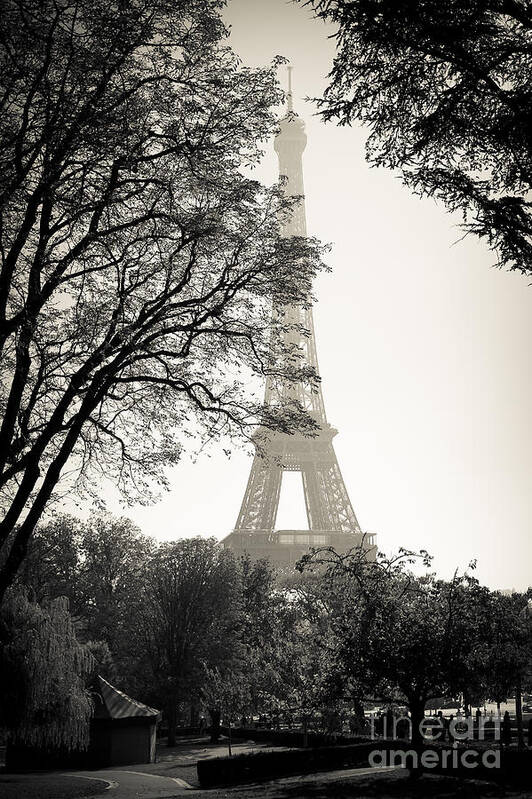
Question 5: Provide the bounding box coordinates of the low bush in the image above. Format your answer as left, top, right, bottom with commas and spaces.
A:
496, 749, 532, 787
198, 738, 532, 789
157, 726, 201, 739
371, 742, 532, 787
196, 741, 377, 787
226, 726, 366, 748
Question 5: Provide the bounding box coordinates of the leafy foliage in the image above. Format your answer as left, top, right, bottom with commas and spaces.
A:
0, 590, 93, 750
0, 0, 324, 597
298, 545, 531, 742
13, 510, 530, 748
137, 537, 243, 743
483, 591, 532, 703
16, 513, 83, 610
305, 0, 532, 273
76, 514, 153, 660
18, 512, 152, 680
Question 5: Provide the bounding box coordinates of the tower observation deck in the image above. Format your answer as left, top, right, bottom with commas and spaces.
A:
222, 69, 375, 565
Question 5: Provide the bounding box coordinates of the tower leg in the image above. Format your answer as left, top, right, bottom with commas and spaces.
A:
234, 455, 283, 533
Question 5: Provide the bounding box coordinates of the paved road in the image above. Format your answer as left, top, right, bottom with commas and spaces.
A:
70, 764, 403, 797
68, 768, 193, 798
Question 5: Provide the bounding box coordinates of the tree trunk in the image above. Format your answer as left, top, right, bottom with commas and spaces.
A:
167, 699, 178, 747
190, 702, 199, 728
302, 717, 309, 748
515, 679, 525, 750
0, 385, 106, 603
409, 697, 425, 747
353, 699, 365, 723
209, 707, 221, 743
463, 688, 470, 718
407, 697, 425, 781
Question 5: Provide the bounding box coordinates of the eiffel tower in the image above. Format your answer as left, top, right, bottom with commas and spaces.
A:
222, 70, 375, 565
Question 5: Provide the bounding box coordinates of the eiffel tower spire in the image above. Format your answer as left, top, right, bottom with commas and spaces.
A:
286, 64, 294, 113
222, 69, 375, 564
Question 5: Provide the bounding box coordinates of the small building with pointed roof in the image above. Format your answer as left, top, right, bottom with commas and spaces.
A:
5, 676, 161, 771
88, 675, 161, 767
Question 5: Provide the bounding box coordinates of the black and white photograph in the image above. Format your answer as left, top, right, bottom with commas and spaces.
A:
0, 1, 531, 797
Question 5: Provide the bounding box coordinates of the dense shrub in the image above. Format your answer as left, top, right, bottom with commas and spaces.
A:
197, 741, 376, 787
198, 739, 532, 788
228, 726, 367, 748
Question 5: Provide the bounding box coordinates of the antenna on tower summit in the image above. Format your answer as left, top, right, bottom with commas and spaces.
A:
287, 65, 294, 113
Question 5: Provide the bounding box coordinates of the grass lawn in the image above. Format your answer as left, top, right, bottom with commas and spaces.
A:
198, 772, 532, 799
0, 773, 107, 799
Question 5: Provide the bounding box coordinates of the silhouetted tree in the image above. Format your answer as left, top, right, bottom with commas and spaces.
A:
305, 0, 532, 273
17, 514, 84, 611
17, 512, 153, 683
0, 0, 323, 600
484, 591, 531, 705
77, 514, 153, 661
202, 664, 250, 753
0, 590, 93, 750
238, 557, 296, 716
138, 537, 243, 746
299, 547, 511, 746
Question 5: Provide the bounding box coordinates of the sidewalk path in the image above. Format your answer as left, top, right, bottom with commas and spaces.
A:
69, 763, 402, 797
0, 737, 404, 799
67, 768, 194, 797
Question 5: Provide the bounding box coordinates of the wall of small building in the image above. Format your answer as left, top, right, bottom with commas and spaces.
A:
109, 723, 153, 766
89, 719, 157, 767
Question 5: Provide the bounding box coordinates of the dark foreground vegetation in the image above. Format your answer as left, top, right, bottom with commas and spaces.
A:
197, 741, 378, 787
205, 772, 532, 799
197, 737, 532, 789
1, 510, 530, 777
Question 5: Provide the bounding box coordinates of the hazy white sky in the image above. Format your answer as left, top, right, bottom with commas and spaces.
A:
104, 0, 532, 591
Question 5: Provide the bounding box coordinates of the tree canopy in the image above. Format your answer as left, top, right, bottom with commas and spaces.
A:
138, 537, 243, 745
0, 0, 324, 599
7, 511, 531, 750
0, 590, 93, 751
298, 545, 531, 744
304, 0, 532, 273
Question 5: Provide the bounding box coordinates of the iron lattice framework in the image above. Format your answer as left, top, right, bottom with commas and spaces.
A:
223, 70, 374, 564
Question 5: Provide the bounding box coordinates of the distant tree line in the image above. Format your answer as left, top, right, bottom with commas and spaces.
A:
298, 545, 532, 747
2, 514, 320, 748
1, 512, 530, 752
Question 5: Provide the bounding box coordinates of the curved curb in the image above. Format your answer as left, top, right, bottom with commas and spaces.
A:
117, 770, 195, 790
61, 773, 118, 790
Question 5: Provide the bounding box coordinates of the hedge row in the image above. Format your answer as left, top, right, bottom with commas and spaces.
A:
197, 740, 532, 789
428, 747, 532, 787
197, 741, 377, 787
157, 725, 201, 738
224, 726, 366, 748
